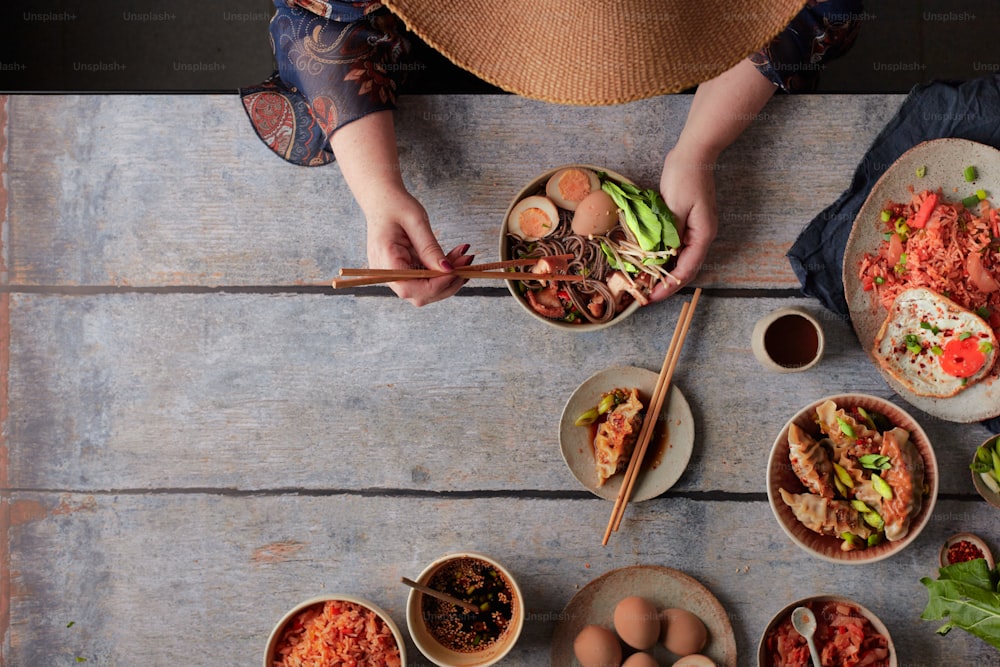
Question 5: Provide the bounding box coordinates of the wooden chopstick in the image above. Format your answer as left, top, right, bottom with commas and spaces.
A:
331, 254, 578, 288
400, 577, 480, 613
602, 287, 702, 545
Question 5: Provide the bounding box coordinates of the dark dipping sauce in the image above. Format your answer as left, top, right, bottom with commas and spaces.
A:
764, 313, 820, 368
422, 557, 515, 653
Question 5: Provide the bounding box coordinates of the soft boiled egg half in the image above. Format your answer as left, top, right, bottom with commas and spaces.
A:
546, 167, 601, 211
507, 195, 559, 241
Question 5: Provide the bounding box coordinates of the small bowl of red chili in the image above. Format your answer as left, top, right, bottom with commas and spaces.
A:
940, 532, 995, 569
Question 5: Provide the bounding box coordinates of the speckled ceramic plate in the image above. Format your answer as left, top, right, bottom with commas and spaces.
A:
559, 366, 694, 502
550, 565, 737, 667
766, 393, 938, 564
842, 138, 1000, 422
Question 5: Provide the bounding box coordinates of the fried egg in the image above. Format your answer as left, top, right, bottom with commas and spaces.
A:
873, 287, 998, 397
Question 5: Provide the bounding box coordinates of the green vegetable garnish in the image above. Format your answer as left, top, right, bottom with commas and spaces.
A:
850, 499, 872, 513
921, 559, 1000, 649
977, 189, 988, 200
964, 165, 978, 182
920, 321, 940, 334
871, 473, 893, 500
867, 533, 882, 547
575, 408, 600, 427
931, 345, 943, 355
962, 193, 981, 208
836, 417, 856, 438
880, 209, 891, 222
832, 462, 855, 489
862, 511, 885, 531
959, 331, 973, 340
858, 454, 891, 471
874, 276, 885, 285
977, 306, 991, 318
905, 334, 922, 354
982, 341, 995, 355
916, 165, 927, 178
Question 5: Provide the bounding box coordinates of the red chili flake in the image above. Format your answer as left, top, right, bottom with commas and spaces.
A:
947, 539, 984, 564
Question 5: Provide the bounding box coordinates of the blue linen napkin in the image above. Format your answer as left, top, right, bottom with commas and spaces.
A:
787, 74, 1000, 432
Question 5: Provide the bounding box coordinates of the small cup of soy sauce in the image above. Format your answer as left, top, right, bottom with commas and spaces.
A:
751, 307, 825, 372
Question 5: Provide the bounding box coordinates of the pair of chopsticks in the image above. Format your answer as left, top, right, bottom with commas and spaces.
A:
331, 254, 581, 289
602, 287, 702, 546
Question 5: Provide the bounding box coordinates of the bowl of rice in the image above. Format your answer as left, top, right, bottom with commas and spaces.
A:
264, 594, 406, 667
406, 552, 523, 666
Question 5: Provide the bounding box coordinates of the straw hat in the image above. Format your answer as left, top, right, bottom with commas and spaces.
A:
382, 0, 808, 105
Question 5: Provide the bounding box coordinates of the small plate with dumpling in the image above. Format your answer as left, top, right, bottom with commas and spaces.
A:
558, 366, 695, 502
766, 393, 938, 564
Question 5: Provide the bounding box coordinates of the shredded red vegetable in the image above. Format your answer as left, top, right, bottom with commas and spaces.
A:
764, 600, 890, 667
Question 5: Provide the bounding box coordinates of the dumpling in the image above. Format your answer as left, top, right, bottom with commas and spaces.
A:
593, 388, 644, 486
779, 489, 872, 541
788, 424, 836, 498
879, 426, 924, 541
815, 400, 879, 459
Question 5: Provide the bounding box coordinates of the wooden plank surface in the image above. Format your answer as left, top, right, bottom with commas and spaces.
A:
3, 93, 1000, 667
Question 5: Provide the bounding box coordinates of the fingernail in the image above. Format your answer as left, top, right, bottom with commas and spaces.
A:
440, 259, 455, 271
459, 244, 471, 254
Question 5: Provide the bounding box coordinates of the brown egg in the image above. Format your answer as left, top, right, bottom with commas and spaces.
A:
571, 189, 620, 236
621, 651, 659, 667
546, 167, 601, 211
661, 608, 708, 656
507, 195, 560, 241
574, 624, 622, 667
613, 596, 660, 651
673, 654, 716, 667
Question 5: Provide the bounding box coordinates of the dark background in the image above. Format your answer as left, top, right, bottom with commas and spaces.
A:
0, 1, 998, 94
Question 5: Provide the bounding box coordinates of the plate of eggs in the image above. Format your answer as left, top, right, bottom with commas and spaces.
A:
550, 565, 736, 667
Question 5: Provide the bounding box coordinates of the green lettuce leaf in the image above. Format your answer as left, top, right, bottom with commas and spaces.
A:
920, 559, 1000, 649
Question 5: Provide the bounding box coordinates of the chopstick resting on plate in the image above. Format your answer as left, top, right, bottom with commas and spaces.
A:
602, 287, 702, 546
331, 255, 581, 288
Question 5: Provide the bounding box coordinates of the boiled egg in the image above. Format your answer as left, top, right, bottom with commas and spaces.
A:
661, 608, 707, 656
507, 195, 559, 241
613, 596, 660, 651
673, 655, 716, 667
546, 167, 601, 211
572, 189, 620, 236
621, 652, 659, 667
573, 624, 622, 667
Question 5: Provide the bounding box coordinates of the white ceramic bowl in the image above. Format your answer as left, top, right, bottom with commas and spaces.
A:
499, 164, 641, 332
406, 552, 523, 667
757, 595, 896, 667
766, 393, 938, 563
264, 594, 406, 667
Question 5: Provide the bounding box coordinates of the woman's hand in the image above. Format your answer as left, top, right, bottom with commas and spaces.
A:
331, 110, 473, 306
649, 145, 719, 302
365, 188, 474, 306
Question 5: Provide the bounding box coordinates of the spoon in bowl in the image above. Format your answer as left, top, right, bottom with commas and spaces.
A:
791, 606, 821, 667
401, 576, 480, 613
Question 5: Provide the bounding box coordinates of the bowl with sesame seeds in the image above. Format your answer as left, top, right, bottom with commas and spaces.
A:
405, 552, 524, 666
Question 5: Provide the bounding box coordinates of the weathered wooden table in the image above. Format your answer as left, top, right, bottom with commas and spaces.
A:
1, 92, 997, 666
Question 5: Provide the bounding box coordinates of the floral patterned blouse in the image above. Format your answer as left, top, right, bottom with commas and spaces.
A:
240, 0, 864, 166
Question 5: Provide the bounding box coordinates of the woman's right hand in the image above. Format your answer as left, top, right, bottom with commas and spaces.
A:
364, 188, 474, 306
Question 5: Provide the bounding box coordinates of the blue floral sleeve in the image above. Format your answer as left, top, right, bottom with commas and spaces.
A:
751, 0, 865, 92
240, 0, 411, 166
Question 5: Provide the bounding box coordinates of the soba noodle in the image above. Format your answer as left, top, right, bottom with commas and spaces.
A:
507, 209, 631, 325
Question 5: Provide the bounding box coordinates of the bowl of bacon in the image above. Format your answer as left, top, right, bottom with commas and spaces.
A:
499, 164, 682, 331
758, 595, 896, 667
766, 393, 938, 563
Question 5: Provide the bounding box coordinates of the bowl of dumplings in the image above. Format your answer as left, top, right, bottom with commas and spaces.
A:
766, 393, 938, 563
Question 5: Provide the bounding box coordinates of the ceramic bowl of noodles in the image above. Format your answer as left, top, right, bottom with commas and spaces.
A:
766, 393, 937, 564
499, 164, 680, 331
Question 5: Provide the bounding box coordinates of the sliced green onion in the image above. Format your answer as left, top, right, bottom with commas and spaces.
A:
905, 334, 922, 354
962, 194, 981, 208
977, 189, 988, 200
959, 331, 973, 340
832, 462, 855, 489
836, 417, 856, 438
964, 165, 978, 182
931, 345, 943, 355
859, 454, 891, 471
867, 533, 882, 547
982, 341, 995, 355
880, 210, 891, 222
977, 306, 991, 318
863, 511, 885, 531
920, 321, 940, 334
872, 473, 893, 500
850, 499, 872, 513
575, 408, 600, 426
916, 165, 927, 178
874, 276, 885, 285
